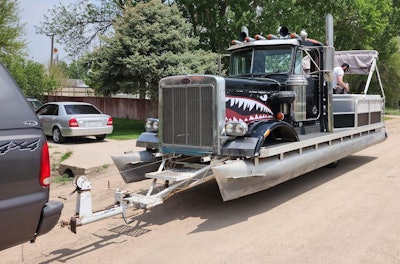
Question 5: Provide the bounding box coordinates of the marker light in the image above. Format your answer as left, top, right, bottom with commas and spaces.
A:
245, 36, 255, 42
255, 34, 266, 40
276, 112, 285, 121
231, 40, 242, 45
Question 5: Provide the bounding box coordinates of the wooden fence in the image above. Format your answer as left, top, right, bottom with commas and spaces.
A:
45, 95, 158, 120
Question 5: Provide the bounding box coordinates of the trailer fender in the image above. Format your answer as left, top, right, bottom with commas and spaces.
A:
221, 121, 299, 157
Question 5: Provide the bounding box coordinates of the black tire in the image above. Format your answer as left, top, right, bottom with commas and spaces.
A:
52, 127, 65, 143
325, 160, 339, 168
95, 134, 106, 141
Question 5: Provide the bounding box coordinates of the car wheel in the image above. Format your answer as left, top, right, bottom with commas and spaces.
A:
52, 128, 65, 143
95, 134, 106, 141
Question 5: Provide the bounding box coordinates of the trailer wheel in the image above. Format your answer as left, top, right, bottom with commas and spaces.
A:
325, 160, 339, 168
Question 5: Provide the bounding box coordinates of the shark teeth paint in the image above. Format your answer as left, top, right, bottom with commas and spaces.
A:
225, 96, 274, 122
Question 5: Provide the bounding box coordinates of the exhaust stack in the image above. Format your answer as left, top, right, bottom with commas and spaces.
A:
325, 13, 335, 132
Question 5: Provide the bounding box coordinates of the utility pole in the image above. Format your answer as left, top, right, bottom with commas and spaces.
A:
48, 34, 54, 65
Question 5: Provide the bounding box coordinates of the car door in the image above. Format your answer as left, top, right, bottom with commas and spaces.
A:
37, 104, 59, 136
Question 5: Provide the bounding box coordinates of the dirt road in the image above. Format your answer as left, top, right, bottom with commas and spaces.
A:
1, 117, 400, 264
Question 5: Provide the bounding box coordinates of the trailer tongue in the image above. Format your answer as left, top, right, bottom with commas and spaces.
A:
61, 14, 387, 231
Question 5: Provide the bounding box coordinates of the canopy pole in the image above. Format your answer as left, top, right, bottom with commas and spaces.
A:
375, 65, 385, 103
363, 59, 376, 95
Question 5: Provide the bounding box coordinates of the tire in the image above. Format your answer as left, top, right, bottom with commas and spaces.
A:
95, 134, 106, 141
52, 127, 65, 143
325, 160, 339, 168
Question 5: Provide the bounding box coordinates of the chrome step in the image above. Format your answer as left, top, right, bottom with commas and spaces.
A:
145, 166, 209, 181
124, 194, 163, 208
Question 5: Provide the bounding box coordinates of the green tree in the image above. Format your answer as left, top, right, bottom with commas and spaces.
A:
289, 0, 400, 58
0, 0, 58, 98
1, 55, 59, 98
0, 0, 25, 56
58, 60, 87, 80
84, 0, 217, 99
37, 0, 128, 58
170, 1, 257, 52
35, 0, 400, 106
377, 52, 400, 108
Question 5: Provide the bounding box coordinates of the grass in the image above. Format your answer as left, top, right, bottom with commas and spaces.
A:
53, 174, 72, 185
109, 110, 398, 140
60, 151, 73, 162
108, 118, 145, 140
385, 107, 400, 116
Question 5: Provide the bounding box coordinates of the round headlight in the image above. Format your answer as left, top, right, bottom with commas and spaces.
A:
145, 120, 153, 130
225, 121, 248, 136
225, 123, 235, 135
152, 121, 159, 130
145, 118, 159, 132
235, 124, 246, 135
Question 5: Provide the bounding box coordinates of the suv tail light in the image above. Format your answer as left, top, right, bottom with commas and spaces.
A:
40, 141, 51, 187
107, 117, 113, 126
69, 118, 79, 127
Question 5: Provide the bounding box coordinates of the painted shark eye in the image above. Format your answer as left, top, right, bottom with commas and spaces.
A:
259, 94, 268, 101
225, 121, 248, 136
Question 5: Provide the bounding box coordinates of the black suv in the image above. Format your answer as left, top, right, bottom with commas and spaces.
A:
0, 62, 63, 251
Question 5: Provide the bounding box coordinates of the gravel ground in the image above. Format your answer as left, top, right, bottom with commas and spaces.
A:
1, 117, 399, 264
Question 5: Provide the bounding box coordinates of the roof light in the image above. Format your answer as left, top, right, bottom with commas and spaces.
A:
245, 36, 255, 42
231, 40, 242, 45
255, 34, 266, 40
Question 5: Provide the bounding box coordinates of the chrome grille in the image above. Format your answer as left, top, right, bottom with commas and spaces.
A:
162, 85, 214, 148
159, 75, 226, 155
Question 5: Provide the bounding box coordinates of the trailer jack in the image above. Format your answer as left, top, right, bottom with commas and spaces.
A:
60, 175, 130, 233
60, 160, 216, 232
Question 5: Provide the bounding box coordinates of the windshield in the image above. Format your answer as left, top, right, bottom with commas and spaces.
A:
229, 46, 294, 76
65, 104, 102, 115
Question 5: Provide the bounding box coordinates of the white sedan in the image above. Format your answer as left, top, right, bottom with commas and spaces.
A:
36, 102, 113, 143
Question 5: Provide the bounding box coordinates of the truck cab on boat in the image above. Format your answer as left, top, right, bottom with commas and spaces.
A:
63, 15, 387, 231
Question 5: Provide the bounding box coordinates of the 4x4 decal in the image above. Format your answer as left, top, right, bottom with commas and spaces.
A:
0, 139, 40, 155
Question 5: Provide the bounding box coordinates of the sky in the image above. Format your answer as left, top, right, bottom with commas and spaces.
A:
19, 0, 74, 64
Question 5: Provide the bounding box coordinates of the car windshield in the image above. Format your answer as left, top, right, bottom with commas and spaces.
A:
29, 100, 43, 109
64, 104, 101, 115
229, 46, 293, 76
